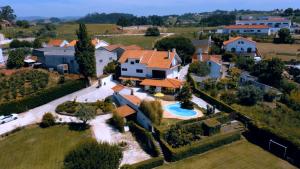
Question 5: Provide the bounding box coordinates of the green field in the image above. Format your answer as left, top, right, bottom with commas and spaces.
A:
157, 140, 296, 169
0, 125, 91, 169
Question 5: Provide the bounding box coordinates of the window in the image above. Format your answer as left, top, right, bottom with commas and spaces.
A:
131, 61, 134, 65
109, 57, 112, 60
241, 41, 244, 44
135, 60, 139, 63
136, 69, 143, 73
99, 59, 103, 63
122, 68, 127, 71
125, 59, 128, 63
257, 30, 261, 32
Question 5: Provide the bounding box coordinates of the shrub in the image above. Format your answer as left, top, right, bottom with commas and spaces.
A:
130, 157, 164, 169
165, 124, 194, 148
64, 139, 123, 169
140, 100, 163, 125
188, 61, 210, 76
235, 57, 255, 71
112, 111, 125, 133
40, 112, 55, 128
263, 90, 277, 102
222, 52, 237, 62
104, 61, 118, 74
220, 91, 237, 105
56, 101, 79, 114
120, 164, 135, 169
75, 104, 96, 125
145, 27, 160, 36
237, 85, 263, 105
7, 48, 27, 69
176, 83, 193, 109
0, 80, 86, 115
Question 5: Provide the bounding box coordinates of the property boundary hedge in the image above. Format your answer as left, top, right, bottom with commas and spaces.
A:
128, 156, 164, 169
159, 131, 241, 162
129, 122, 161, 157
0, 80, 86, 115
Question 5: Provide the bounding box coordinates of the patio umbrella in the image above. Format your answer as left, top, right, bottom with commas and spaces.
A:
154, 92, 165, 97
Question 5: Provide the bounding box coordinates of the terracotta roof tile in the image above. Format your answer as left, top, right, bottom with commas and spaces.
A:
116, 105, 136, 118
224, 25, 269, 29
192, 54, 222, 64
48, 39, 64, 47
68, 40, 77, 47
119, 50, 177, 69
111, 84, 125, 92
122, 95, 141, 106
223, 36, 256, 46
140, 78, 182, 89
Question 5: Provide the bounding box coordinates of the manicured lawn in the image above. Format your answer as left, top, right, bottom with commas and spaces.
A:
157, 140, 296, 169
101, 35, 160, 49
257, 42, 300, 61
0, 125, 91, 169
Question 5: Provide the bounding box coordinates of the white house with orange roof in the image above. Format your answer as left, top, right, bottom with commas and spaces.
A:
223, 36, 257, 54
118, 49, 183, 93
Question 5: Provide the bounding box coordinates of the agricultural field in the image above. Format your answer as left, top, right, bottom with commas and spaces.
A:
257, 42, 300, 61
158, 140, 296, 169
0, 125, 91, 169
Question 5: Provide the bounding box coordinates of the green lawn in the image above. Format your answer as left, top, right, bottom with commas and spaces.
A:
101, 35, 160, 49
0, 125, 91, 169
157, 140, 296, 169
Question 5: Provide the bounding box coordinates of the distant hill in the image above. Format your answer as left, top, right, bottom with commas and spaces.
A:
77, 13, 135, 24
17, 16, 80, 22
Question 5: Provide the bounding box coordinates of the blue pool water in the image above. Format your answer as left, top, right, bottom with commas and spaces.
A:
164, 103, 197, 117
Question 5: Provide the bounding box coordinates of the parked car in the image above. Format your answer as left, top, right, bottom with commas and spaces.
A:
0, 114, 18, 124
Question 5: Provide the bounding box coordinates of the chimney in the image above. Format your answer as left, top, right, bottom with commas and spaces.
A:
154, 48, 157, 51
172, 48, 176, 53
168, 50, 171, 59
197, 48, 203, 61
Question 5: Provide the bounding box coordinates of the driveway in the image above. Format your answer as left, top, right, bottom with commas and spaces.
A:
192, 95, 220, 113
0, 80, 117, 136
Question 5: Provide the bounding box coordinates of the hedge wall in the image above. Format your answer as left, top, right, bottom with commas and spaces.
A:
129, 156, 164, 169
0, 80, 86, 115
129, 122, 161, 157
159, 131, 241, 162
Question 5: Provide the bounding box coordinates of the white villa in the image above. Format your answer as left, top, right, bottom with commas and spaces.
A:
118, 49, 183, 92
223, 36, 257, 54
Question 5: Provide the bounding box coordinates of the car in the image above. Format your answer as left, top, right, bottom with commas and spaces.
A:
0, 114, 18, 124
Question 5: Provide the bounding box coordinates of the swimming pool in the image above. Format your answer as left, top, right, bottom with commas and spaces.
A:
164, 102, 197, 117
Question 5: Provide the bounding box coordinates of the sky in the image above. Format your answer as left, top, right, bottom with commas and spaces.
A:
1, 0, 300, 17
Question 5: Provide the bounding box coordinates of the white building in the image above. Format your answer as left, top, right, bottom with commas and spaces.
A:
223, 36, 257, 54
0, 48, 4, 64
222, 25, 271, 35
118, 49, 183, 92
236, 17, 291, 34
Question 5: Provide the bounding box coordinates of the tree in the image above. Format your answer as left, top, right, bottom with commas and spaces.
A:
220, 91, 237, 105
236, 56, 255, 71
252, 58, 284, 87
188, 61, 210, 76
155, 36, 195, 64
200, 14, 236, 26
176, 83, 193, 109
9, 39, 33, 48
117, 17, 130, 29
112, 111, 125, 133
16, 20, 30, 28
145, 27, 160, 36
103, 60, 118, 74
275, 28, 294, 44
75, 104, 96, 125
237, 85, 263, 105
7, 49, 26, 69
222, 52, 237, 62
149, 15, 164, 26
64, 139, 123, 169
283, 8, 294, 16
32, 38, 42, 48
0, 6, 16, 22
40, 113, 55, 128
75, 24, 96, 85
140, 100, 163, 125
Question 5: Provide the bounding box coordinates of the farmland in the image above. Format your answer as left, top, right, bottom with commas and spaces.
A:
257, 42, 300, 61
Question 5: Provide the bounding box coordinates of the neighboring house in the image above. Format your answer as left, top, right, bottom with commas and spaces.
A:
0, 48, 4, 64
100, 44, 143, 59
112, 84, 153, 131
118, 49, 183, 92
192, 39, 211, 54
68, 38, 110, 49
192, 48, 223, 79
223, 36, 257, 54
235, 17, 291, 34
47, 39, 69, 47
222, 25, 271, 35
0, 20, 12, 28
33, 46, 118, 77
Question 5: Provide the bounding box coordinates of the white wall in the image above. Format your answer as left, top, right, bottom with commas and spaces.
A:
0, 48, 4, 64
236, 20, 291, 28
207, 61, 221, 79
121, 58, 147, 77
224, 28, 271, 35
95, 49, 118, 77
224, 39, 256, 53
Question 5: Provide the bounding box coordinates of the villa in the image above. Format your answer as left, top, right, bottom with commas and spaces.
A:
223, 36, 257, 54
221, 25, 271, 36
118, 49, 183, 93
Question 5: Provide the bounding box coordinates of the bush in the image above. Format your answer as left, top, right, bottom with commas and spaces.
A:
145, 27, 160, 36
220, 91, 237, 105
6, 48, 27, 69
235, 57, 255, 71
263, 90, 277, 102
104, 61, 118, 74
64, 139, 123, 169
40, 112, 55, 128
130, 157, 164, 169
188, 61, 210, 76
160, 131, 241, 162
0, 80, 85, 115
129, 122, 160, 157
176, 83, 193, 109
56, 101, 79, 114
112, 111, 125, 133
237, 85, 263, 105
140, 100, 163, 125
222, 52, 237, 62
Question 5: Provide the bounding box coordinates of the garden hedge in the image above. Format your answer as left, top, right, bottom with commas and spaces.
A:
129, 122, 161, 157
0, 80, 86, 115
128, 156, 164, 169
159, 131, 241, 162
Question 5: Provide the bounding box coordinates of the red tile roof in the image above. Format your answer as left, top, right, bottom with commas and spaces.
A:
224, 25, 269, 29
223, 36, 256, 46
192, 54, 222, 64
111, 84, 125, 92
140, 78, 182, 89
122, 95, 141, 106
103, 44, 142, 52
119, 50, 177, 69
116, 105, 136, 118
48, 39, 64, 47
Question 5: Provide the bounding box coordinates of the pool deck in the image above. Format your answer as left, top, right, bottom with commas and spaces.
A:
160, 100, 204, 120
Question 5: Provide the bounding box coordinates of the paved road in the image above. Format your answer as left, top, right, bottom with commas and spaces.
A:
0, 80, 116, 136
